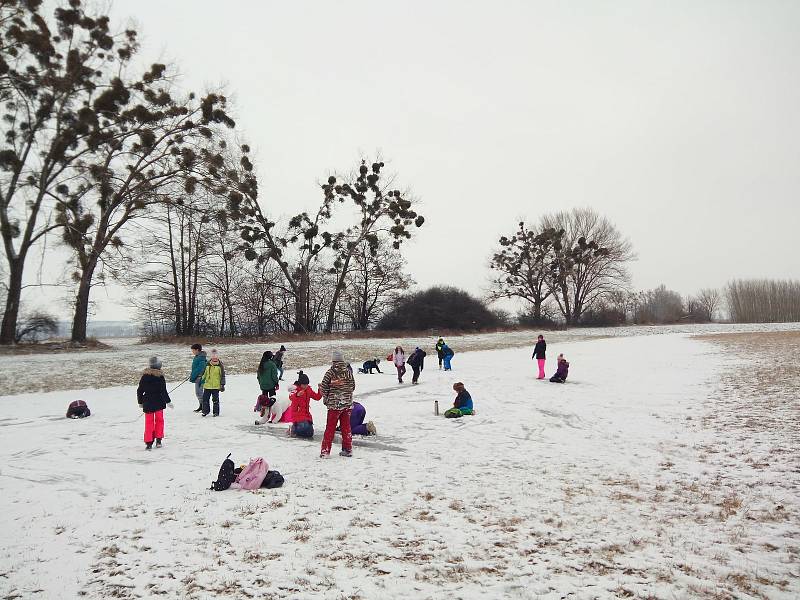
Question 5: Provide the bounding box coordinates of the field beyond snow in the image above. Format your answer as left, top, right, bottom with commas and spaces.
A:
1, 326, 798, 599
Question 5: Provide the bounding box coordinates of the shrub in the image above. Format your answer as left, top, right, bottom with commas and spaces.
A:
376, 286, 503, 331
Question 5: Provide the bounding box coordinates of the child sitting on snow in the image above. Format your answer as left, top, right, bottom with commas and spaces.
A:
445, 382, 474, 418
550, 354, 569, 383
288, 371, 322, 438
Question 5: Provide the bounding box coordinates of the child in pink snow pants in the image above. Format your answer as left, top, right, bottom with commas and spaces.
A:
137, 356, 172, 450
532, 335, 547, 379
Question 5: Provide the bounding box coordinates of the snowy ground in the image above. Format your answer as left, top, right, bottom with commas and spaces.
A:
1, 326, 798, 599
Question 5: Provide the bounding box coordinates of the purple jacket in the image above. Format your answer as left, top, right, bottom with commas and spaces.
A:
554, 360, 569, 379
350, 402, 366, 428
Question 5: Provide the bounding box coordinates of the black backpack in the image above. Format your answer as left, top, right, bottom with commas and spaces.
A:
210, 453, 236, 491
261, 470, 284, 489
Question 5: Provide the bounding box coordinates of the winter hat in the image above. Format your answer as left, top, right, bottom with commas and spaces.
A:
453, 382, 465, 392
279, 345, 286, 351
264, 350, 274, 360
149, 356, 162, 370
332, 350, 344, 362
210, 349, 219, 359
296, 371, 310, 386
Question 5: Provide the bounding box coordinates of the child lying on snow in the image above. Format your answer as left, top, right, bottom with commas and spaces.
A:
445, 382, 474, 418
254, 392, 291, 425
337, 401, 377, 436
66, 400, 91, 418
550, 354, 569, 383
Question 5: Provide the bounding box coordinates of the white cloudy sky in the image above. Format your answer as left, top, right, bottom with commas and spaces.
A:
32, 0, 800, 320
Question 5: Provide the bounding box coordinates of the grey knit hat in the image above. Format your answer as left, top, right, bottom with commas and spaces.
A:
332, 350, 344, 362
149, 356, 162, 370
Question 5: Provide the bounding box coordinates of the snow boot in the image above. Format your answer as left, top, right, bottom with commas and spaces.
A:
145, 442, 153, 450
193, 406, 202, 413
366, 421, 377, 436
339, 449, 352, 458
319, 452, 330, 459
155, 439, 162, 448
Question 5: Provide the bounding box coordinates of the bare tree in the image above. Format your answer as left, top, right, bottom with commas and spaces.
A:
696, 288, 720, 322
488, 221, 558, 321
15, 310, 58, 343
540, 208, 634, 324
338, 240, 413, 330
234, 157, 423, 333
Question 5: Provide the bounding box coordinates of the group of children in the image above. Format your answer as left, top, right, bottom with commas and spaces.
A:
133, 334, 570, 452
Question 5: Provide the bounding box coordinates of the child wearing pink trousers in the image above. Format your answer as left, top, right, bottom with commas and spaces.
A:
532, 334, 547, 379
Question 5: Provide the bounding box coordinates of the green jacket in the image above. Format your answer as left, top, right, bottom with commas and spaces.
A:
202, 361, 226, 390
257, 360, 280, 390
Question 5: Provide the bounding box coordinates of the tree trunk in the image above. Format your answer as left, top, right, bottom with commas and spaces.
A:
293, 267, 310, 333
70, 258, 99, 344
0, 257, 24, 344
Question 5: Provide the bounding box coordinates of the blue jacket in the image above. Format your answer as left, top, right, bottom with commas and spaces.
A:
454, 390, 472, 411
189, 351, 207, 382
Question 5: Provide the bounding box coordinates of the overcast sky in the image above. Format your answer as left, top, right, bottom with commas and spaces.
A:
33, 0, 800, 321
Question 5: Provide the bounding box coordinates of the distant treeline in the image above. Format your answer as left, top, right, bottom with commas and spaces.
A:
726, 279, 800, 323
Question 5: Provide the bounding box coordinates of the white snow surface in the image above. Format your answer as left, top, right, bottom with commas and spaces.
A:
1, 327, 798, 599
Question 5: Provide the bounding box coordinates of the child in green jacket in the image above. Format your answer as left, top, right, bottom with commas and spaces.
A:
201, 349, 226, 417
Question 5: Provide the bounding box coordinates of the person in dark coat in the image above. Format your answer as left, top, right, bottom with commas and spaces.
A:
273, 345, 286, 380
358, 358, 383, 374
137, 356, 172, 449
66, 400, 91, 419
532, 335, 547, 379
435, 338, 445, 369
407, 347, 427, 384
550, 354, 569, 383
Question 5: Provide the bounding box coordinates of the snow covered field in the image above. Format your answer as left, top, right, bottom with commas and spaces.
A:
1, 326, 798, 599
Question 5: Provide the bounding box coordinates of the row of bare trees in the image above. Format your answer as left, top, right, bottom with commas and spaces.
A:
726, 279, 800, 323
124, 194, 414, 337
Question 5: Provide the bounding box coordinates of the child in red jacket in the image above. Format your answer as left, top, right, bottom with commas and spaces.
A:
288, 371, 322, 438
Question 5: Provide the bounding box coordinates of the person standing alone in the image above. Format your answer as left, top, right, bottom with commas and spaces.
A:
532, 335, 547, 379
137, 356, 172, 450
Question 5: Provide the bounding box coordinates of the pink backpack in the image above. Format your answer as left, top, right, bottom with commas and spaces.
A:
234, 457, 268, 490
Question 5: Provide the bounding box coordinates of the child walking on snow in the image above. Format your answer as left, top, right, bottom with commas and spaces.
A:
319, 350, 356, 458
201, 349, 226, 416
393, 346, 406, 383
532, 334, 547, 379
137, 356, 172, 449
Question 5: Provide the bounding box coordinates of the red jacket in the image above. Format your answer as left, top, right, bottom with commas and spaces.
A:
289, 386, 322, 423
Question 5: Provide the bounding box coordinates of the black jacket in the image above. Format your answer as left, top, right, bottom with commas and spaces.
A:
137, 369, 172, 413
408, 349, 426, 369
532, 340, 546, 360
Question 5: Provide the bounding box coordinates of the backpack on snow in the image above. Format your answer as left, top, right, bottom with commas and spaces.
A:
210, 453, 236, 491
261, 470, 284, 489
234, 457, 268, 490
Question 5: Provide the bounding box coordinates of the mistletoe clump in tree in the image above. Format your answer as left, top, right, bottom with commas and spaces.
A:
233, 157, 424, 333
